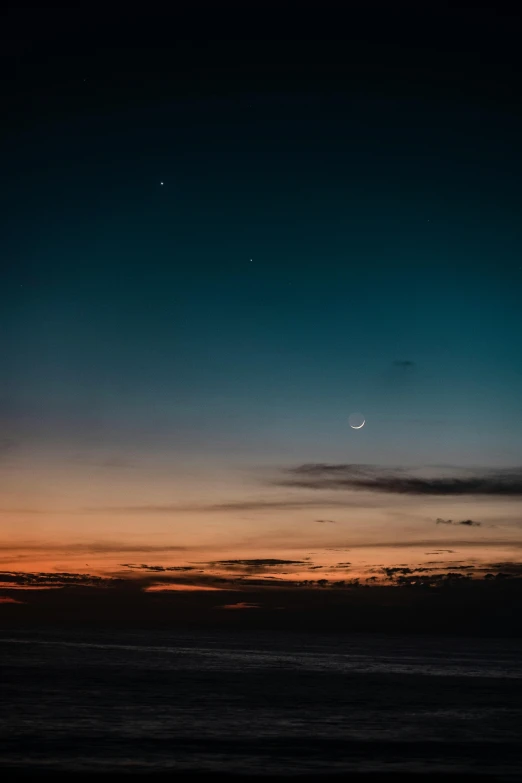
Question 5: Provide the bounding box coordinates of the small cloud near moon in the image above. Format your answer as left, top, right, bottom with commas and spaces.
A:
349, 412, 365, 429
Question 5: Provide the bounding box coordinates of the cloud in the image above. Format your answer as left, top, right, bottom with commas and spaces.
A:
144, 583, 224, 592
220, 602, 261, 610
0, 569, 232, 592
316, 519, 337, 524
392, 360, 416, 368
482, 561, 522, 576
213, 559, 306, 567
383, 567, 414, 576
88, 499, 358, 513
276, 464, 522, 496
120, 564, 196, 572
208, 558, 307, 575
436, 518, 481, 527
383, 566, 441, 579
0, 570, 120, 587
394, 572, 474, 586
0, 596, 24, 604
2, 559, 522, 601
325, 548, 351, 551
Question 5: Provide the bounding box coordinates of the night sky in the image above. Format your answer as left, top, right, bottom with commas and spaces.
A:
2, 8, 522, 608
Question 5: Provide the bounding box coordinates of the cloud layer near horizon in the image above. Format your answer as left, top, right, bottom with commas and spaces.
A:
2, 558, 522, 593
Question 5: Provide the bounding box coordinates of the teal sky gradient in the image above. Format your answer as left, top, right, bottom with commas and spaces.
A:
3, 96, 522, 473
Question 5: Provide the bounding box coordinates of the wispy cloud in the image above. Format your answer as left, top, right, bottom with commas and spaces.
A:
0, 571, 118, 587
143, 583, 224, 592
436, 518, 482, 527
120, 563, 196, 572
87, 499, 360, 513
212, 559, 306, 567
208, 558, 307, 574
481, 561, 522, 576
316, 519, 337, 524
275, 464, 522, 496
392, 360, 416, 369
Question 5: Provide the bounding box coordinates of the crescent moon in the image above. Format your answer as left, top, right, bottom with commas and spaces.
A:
349, 412, 366, 429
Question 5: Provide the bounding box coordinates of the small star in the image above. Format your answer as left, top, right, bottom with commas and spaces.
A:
160, 181, 164, 186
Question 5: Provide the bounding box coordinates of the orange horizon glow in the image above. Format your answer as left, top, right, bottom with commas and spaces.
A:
2, 461, 521, 589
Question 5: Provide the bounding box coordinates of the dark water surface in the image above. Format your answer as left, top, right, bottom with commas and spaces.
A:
1, 629, 522, 777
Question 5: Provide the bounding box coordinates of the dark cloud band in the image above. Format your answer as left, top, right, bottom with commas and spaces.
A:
276, 464, 522, 496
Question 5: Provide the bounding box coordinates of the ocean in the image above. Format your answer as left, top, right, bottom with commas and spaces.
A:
1, 629, 522, 778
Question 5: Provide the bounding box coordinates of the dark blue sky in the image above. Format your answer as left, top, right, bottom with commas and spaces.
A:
3, 91, 522, 467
